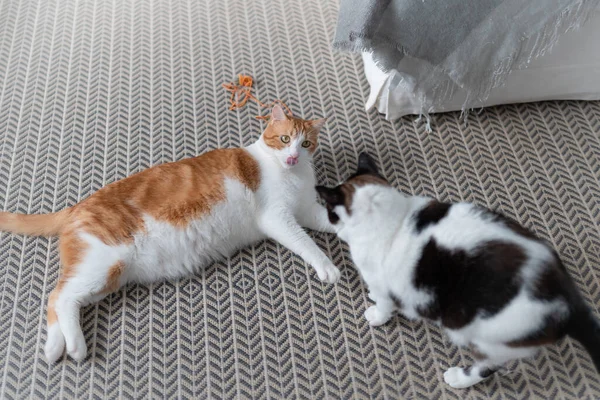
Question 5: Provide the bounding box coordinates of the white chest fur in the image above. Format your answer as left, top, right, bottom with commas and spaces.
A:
247, 144, 317, 215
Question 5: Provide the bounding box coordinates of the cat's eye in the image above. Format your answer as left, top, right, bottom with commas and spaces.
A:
280, 135, 290, 143
301, 140, 311, 148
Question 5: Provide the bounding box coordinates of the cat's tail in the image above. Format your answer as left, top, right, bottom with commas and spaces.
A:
567, 305, 600, 372
0, 209, 71, 237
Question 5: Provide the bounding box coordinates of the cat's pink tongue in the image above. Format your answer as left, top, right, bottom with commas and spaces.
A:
286, 156, 298, 166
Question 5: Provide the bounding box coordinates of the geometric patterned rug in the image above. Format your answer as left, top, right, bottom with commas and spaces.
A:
1, 0, 600, 398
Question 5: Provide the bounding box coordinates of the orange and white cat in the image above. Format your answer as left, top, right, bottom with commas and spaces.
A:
0, 105, 340, 363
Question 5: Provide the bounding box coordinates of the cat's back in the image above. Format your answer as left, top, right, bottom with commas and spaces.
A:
93, 147, 259, 211
406, 199, 559, 296
413, 200, 545, 252
405, 199, 572, 331
70, 147, 260, 234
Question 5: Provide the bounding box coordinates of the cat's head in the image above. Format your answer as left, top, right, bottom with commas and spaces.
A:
260, 105, 326, 169
316, 152, 389, 231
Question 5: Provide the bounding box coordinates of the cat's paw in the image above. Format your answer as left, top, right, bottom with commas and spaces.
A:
66, 333, 88, 362
444, 367, 481, 388
44, 324, 66, 364
364, 305, 391, 326
316, 263, 341, 284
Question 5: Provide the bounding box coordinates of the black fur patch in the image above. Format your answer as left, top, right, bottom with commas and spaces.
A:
413, 201, 452, 233
564, 307, 600, 371
316, 184, 359, 224
533, 267, 565, 302
356, 152, 380, 177
327, 208, 340, 224
414, 239, 526, 330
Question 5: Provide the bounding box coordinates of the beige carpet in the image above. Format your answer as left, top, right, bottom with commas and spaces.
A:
1, 0, 600, 398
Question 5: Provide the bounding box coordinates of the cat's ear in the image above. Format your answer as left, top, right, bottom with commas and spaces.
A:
315, 185, 342, 205
271, 104, 288, 121
311, 118, 327, 133
356, 152, 379, 176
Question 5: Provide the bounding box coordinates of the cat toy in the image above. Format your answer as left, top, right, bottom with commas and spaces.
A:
222, 74, 292, 120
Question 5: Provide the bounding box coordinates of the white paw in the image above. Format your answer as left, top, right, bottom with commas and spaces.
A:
316, 263, 341, 284
444, 367, 479, 389
44, 324, 65, 364
364, 305, 390, 326
66, 334, 88, 362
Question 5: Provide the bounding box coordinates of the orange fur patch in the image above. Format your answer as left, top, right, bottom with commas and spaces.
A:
102, 261, 126, 294
47, 289, 60, 325
65, 148, 261, 242
59, 231, 88, 269
262, 117, 322, 153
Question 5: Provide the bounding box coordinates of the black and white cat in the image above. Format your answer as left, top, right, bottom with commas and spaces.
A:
316, 152, 600, 389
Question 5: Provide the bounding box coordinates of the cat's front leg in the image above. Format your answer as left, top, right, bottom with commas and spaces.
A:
259, 212, 341, 283
365, 293, 395, 326
296, 201, 336, 234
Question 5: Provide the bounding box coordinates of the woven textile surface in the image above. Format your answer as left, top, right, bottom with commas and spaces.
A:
1, 0, 600, 398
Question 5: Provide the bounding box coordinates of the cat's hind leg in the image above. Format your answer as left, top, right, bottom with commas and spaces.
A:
44, 288, 66, 363
443, 342, 536, 388
45, 232, 127, 363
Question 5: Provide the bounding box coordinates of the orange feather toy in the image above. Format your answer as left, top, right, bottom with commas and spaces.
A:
222, 74, 292, 120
